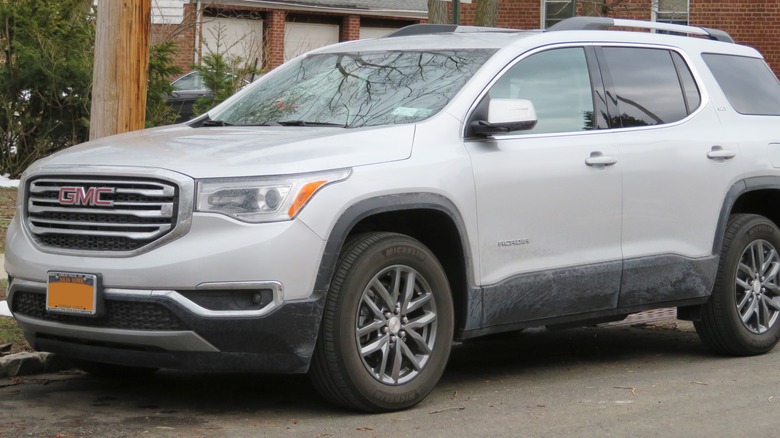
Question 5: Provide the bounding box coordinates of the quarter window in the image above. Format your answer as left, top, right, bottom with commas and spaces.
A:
601, 47, 690, 127
703, 54, 780, 116
488, 47, 595, 135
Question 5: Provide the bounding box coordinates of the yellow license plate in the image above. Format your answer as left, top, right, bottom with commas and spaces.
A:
47, 272, 98, 316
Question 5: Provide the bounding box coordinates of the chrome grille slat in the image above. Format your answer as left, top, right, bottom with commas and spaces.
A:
28, 224, 169, 239
25, 176, 180, 252
27, 204, 174, 218
30, 218, 172, 229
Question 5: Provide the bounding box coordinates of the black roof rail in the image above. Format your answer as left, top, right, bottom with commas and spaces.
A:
384, 23, 517, 38
548, 17, 734, 43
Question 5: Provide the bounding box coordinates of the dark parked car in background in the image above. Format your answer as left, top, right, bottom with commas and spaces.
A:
164, 71, 254, 123
164, 71, 211, 123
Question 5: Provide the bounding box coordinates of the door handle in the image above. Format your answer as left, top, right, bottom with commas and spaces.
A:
707, 146, 736, 160
585, 152, 617, 167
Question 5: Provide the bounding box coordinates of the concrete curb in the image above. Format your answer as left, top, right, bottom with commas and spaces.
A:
0, 352, 72, 379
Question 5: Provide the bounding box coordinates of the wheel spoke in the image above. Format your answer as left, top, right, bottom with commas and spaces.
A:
360, 335, 389, 357
391, 341, 403, 383
362, 294, 386, 320
357, 320, 385, 337
405, 292, 433, 315
756, 242, 766, 274
765, 282, 780, 296
377, 340, 390, 379
765, 296, 780, 312
736, 277, 752, 291
762, 249, 778, 275
765, 261, 780, 283
737, 292, 752, 312
400, 270, 416, 315
399, 341, 422, 371
741, 300, 757, 324
405, 328, 433, 355
406, 311, 437, 330
760, 299, 772, 327
370, 278, 396, 310
739, 262, 756, 279
390, 268, 402, 306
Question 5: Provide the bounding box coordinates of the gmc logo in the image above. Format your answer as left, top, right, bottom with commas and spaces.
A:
58, 187, 115, 206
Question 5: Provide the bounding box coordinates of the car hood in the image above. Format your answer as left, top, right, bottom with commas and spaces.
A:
32, 124, 415, 178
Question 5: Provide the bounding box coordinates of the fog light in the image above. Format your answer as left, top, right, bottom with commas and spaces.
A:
252, 291, 264, 305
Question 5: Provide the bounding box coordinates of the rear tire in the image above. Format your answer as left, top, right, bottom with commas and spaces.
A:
309, 232, 454, 412
695, 214, 780, 355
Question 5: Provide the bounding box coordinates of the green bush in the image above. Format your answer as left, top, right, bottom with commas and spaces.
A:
0, 0, 95, 178
146, 41, 183, 128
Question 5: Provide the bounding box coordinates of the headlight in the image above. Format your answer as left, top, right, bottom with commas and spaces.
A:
196, 168, 351, 223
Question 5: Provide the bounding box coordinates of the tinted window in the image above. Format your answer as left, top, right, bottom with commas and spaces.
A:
703, 54, 780, 116
489, 47, 595, 134
602, 47, 688, 127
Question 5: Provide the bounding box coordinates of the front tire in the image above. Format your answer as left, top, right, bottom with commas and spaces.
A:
695, 214, 780, 355
309, 232, 454, 412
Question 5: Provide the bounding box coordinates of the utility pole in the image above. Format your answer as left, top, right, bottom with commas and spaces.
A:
452, 0, 461, 24
90, 0, 152, 140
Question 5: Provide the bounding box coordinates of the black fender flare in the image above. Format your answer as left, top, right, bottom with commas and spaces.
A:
712, 176, 780, 256
311, 192, 481, 330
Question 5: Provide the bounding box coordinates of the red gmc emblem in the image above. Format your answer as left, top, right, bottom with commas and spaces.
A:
58, 187, 115, 206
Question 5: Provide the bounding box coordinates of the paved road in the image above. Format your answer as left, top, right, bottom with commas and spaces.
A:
2, 321, 779, 437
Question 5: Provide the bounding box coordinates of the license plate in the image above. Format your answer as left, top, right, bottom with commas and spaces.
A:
47, 272, 99, 316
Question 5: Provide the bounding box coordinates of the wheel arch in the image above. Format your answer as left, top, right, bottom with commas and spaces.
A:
312, 193, 479, 336
714, 177, 780, 256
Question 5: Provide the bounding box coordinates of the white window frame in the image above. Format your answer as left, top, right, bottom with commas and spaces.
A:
652, 0, 690, 25
541, 0, 577, 29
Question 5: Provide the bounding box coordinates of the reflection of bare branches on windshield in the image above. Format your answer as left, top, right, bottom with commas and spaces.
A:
215, 50, 494, 128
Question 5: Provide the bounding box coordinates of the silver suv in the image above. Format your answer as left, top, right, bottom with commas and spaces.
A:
7, 17, 780, 412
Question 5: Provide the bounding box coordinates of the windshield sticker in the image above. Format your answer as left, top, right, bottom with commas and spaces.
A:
392, 107, 433, 118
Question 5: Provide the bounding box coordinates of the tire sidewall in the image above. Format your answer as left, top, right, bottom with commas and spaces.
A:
719, 216, 780, 353
332, 236, 454, 411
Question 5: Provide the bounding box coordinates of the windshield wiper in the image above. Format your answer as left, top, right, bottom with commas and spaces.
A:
277, 120, 347, 127
199, 116, 234, 127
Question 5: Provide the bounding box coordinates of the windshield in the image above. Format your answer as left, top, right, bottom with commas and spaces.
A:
210, 50, 495, 128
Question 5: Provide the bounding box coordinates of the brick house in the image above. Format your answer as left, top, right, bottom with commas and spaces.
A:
151, 0, 427, 73
152, 0, 780, 76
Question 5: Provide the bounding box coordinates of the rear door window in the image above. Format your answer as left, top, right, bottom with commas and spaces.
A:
601, 47, 693, 127
703, 53, 780, 116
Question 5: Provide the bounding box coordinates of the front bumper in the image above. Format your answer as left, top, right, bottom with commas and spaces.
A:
8, 278, 326, 373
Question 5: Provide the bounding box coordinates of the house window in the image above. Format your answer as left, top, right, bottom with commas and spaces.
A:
654, 0, 689, 25
543, 0, 576, 29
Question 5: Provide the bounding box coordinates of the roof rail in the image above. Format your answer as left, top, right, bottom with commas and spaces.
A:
384, 23, 515, 38
548, 17, 734, 43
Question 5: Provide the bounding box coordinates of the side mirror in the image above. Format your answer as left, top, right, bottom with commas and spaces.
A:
470, 98, 538, 136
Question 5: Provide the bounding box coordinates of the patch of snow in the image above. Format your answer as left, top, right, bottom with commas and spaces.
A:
0, 174, 19, 188
0, 300, 10, 317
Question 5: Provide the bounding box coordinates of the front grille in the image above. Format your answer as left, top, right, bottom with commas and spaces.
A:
12, 291, 187, 331
25, 177, 179, 252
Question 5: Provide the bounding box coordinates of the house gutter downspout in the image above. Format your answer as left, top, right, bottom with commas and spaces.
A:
194, 0, 203, 65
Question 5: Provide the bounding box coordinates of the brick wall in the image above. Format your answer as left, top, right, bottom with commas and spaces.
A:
446, 1, 540, 29
151, 2, 198, 74
341, 15, 361, 41
691, 0, 780, 75
264, 10, 287, 70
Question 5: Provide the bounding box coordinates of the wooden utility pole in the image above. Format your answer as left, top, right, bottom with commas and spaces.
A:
90, 0, 152, 140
